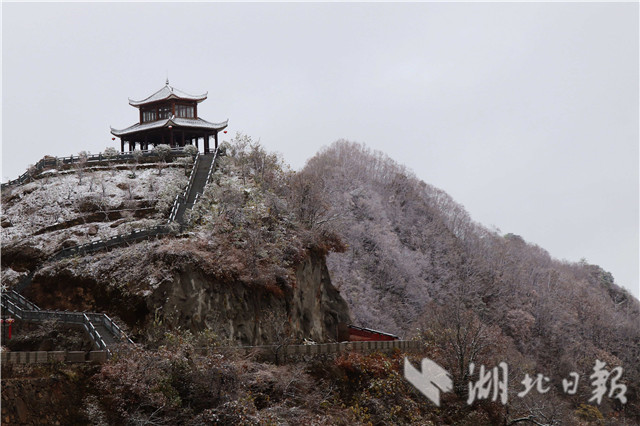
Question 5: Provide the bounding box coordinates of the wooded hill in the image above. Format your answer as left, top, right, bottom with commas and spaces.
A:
301, 140, 639, 423
1, 136, 638, 424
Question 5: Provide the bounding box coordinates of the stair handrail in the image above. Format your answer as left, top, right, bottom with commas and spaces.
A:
168, 151, 201, 223
3, 290, 40, 311
49, 224, 172, 261
182, 151, 201, 202
1, 292, 132, 355
83, 313, 108, 352
1, 297, 22, 319
100, 313, 135, 345
185, 147, 218, 211
203, 147, 219, 189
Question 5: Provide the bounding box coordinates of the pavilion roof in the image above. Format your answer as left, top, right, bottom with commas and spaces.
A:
110, 116, 228, 137
128, 80, 208, 107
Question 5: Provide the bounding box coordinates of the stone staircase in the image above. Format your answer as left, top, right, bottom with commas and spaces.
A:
172, 150, 217, 224
90, 319, 117, 346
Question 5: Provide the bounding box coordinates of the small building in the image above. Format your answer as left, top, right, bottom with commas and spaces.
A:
347, 325, 399, 342
111, 80, 228, 153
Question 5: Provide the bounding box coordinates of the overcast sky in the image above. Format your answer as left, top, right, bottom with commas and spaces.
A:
2, 2, 638, 298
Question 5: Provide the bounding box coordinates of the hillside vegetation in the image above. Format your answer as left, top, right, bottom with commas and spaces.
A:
1, 137, 638, 424
301, 140, 640, 423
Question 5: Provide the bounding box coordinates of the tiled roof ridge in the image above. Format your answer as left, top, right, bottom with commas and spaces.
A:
128, 82, 207, 107
110, 117, 228, 136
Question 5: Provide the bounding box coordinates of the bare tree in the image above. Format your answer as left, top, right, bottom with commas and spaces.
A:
418, 302, 503, 396
88, 174, 97, 192
127, 149, 143, 178
26, 164, 37, 182
97, 195, 112, 222
74, 150, 89, 185
175, 156, 193, 176
263, 309, 295, 365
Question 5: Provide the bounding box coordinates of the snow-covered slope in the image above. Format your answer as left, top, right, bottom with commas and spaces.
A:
1, 165, 188, 256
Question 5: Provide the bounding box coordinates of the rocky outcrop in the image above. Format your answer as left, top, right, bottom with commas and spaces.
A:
151, 251, 351, 345
0, 244, 47, 272
23, 239, 352, 346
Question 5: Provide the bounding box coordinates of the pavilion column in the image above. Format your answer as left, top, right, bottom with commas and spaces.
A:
181, 130, 185, 147
214, 132, 218, 150
170, 127, 174, 147
195, 137, 199, 150
129, 141, 134, 152
120, 139, 125, 153
204, 134, 210, 153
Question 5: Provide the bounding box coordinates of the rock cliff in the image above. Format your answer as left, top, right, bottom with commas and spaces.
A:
150, 249, 350, 345
16, 237, 351, 346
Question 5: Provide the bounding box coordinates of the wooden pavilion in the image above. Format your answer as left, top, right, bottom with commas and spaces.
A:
111, 80, 228, 153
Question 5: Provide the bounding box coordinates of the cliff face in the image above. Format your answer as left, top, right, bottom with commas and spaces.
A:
15, 236, 350, 346
151, 250, 350, 345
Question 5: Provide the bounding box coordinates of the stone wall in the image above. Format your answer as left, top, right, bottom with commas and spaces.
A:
0, 341, 421, 365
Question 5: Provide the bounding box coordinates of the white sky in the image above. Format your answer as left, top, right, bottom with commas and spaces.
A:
2, 2, 638, 298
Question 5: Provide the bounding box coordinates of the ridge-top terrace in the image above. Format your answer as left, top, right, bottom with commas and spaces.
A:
111, 80, 228, 153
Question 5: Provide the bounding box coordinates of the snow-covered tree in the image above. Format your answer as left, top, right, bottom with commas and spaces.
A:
176, 157, 193, 176
153, 144, 172, 175
74, 151, 90, 185
104, 146, 119, 176
183, 144, 198, 157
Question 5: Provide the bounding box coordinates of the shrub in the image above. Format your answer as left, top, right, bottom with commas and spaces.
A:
183, 144, 198, 157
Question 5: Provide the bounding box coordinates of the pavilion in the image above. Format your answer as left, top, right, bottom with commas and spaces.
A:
111, 80, 228, 153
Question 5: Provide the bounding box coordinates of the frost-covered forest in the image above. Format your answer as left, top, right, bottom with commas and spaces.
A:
301, 140, 640, 423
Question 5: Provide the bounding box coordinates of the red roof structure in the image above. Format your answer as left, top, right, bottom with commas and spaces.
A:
347, 325, 399, 342
111, 80, 228, 153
